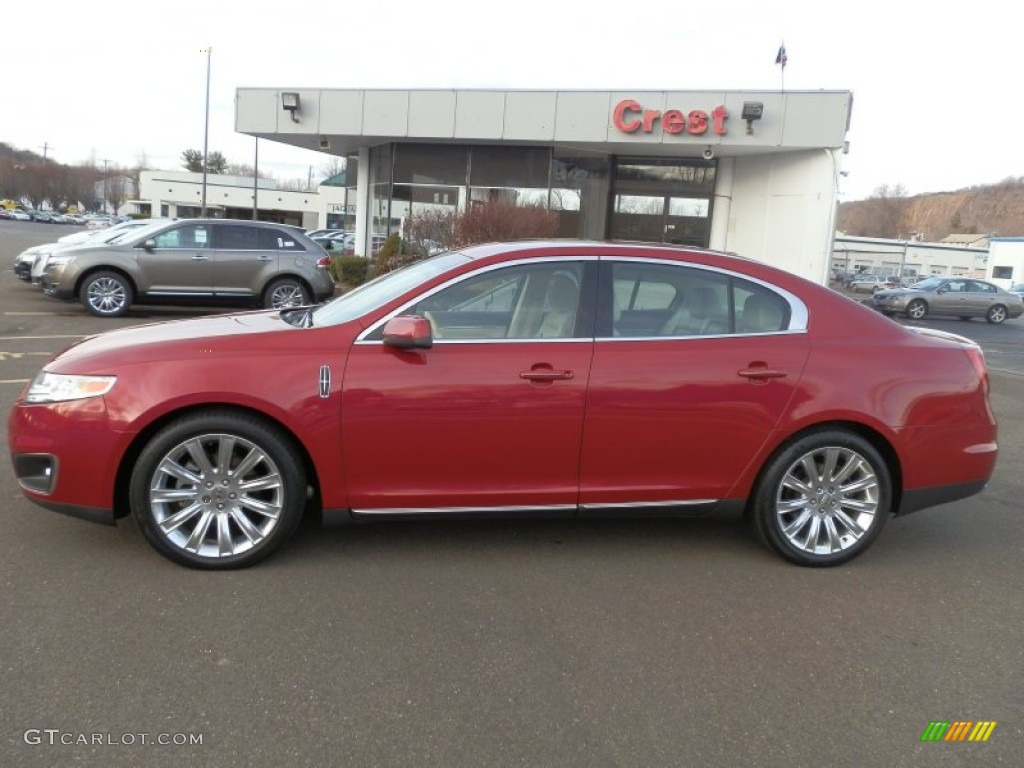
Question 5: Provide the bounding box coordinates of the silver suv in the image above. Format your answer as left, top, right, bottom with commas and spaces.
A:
39, 219, 336, 317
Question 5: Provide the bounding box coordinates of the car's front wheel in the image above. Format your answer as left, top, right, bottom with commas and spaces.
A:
263, 278, 311, 309
905, 299, 928, 320
986, 304, 1008, 324
129, 411, 307, 569
81, 270, 133, 317
751, 430, 891, 567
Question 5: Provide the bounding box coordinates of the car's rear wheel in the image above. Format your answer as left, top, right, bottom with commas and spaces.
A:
986, 304, 1008, 324
264, 278, 311, 309
905, 299, 928, 320
81, 271, 133, 317
129, 411, 307, 569
751, 429, 891, 567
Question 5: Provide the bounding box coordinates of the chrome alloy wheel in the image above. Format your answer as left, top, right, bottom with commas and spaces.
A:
148, 433, 284, 559
774, 446, 880, 556
268, 282, 308, 308
86, 276, 128, 314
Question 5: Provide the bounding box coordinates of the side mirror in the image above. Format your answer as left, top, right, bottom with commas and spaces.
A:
382, 315, 433, 349
142, 238, 156, 252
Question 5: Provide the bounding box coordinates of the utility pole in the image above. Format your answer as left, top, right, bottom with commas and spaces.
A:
100, 158, 110, 214
39, 143, 52, 161
201, 47, 212, 218
252, 138, 259, 220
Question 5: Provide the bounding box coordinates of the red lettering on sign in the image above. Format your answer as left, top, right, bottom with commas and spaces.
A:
612, 100, 642, 133
612, 100, 730, 137
686, 110, 708, 135
662, 110, 685, 134
711, 105, 729, 135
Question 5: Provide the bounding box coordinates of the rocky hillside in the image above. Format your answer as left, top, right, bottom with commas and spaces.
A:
837, 179, 1024, 240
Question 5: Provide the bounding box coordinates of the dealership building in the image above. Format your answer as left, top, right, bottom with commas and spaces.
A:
230, 88, 852, 282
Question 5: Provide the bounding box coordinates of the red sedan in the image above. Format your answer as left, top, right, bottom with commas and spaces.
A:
8, 241, 998, 568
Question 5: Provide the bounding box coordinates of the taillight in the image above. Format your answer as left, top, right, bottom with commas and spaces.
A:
964, 345, 989, 395
315, 256, 330, 268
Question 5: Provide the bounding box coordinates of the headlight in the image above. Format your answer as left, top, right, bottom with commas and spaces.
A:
46, 254, 75, 267
25, 372, 116, 403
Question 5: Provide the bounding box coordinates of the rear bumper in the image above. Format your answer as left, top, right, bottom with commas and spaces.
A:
897, 480, 989, 516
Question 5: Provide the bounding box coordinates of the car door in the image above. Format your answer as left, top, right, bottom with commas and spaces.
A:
210, 223, 275, 297
135, 222, 214, 294
340, 259, 596, 513
930, 279, 968, 315
578, 258, 810, 508
964, 280, 998, 315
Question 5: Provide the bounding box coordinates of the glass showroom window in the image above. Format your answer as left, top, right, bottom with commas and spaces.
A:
551, 155, 610, 240
468, 146, 552, 210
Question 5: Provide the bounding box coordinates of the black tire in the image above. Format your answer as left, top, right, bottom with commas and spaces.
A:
986, 304, 1008, 324
750, 429, 892, 567
129, 411, 307, 569
263, 277, 311, 309
905, 299, 927, 321
80, 270, 133, 317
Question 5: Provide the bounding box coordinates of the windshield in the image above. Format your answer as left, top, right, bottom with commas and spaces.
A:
910, 277, 944, 290
107, 221, 170, 245
311, 252, 471, 326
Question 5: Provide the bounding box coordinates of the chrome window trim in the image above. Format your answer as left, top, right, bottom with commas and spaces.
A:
606, 256, 809, 332
355, 255, 598, 344
354, 252, 808, 345
597, 329, 809, 342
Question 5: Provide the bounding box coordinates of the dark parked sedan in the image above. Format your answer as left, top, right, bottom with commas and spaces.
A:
10, 241, 998, 570
869, 277, 1024, 324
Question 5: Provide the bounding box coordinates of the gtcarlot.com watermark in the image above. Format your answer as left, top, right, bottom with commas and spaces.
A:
24, 728, 203, 747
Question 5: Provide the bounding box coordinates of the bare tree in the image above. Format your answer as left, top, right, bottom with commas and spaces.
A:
319, 156, 346, 183
106, 175, 131, 214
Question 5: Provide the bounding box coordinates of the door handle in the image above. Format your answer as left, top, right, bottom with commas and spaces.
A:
738, 367, 787, 381
520, 370, 574, 381
191, 254, 210, 261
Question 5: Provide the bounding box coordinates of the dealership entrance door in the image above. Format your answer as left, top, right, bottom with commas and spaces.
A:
609, 158, 716, 247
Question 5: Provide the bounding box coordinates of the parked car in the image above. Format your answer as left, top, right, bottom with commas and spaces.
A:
869, 277, 1024, 324
10, 240, 998, 569
306, 228, 347, 240
847, 274, 890, 293
36, 218, 335, 316
1010, 282, 1024, 298
14, 219, 175, 283
84, 216, 115, 229
6, 209, 31, 221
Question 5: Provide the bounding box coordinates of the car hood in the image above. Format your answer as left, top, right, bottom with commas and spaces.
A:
45, 310, 303, 373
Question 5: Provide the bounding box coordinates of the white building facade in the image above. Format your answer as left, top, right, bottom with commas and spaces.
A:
136, 170, 324, 228
986, 238, 1024, 288
833, 235, 990, 280
234, 88, 853, 282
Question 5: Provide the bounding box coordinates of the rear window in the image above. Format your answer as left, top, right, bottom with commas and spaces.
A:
258, 228, 306, 251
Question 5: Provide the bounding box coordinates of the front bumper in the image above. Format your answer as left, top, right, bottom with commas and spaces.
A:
8, 397, 129, 524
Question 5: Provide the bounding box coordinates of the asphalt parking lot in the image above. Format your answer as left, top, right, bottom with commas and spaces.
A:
1, 220, 1022, 767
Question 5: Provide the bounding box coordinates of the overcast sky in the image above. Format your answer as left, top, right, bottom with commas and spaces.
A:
1, 0, 1016, 201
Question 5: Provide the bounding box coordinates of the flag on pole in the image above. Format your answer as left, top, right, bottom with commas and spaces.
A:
775, 43, 788, 69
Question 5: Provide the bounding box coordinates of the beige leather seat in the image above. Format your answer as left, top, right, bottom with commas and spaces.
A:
535, 273, 580, 338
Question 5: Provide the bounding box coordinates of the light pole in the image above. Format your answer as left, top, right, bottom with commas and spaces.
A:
201, 47, 212, 217
101, 158, 110, 214
252, 137, 259, 220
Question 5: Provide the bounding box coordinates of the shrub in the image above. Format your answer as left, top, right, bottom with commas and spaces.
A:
329, 255, 370, 288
